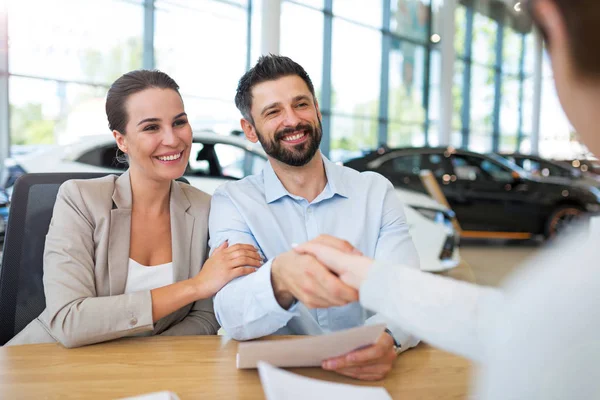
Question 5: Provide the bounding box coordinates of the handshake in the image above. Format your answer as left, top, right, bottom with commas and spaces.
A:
270, 235, 375, 310
270, 235, 399, 381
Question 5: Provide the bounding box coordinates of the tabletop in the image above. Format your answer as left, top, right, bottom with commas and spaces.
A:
0, 335, 471, 399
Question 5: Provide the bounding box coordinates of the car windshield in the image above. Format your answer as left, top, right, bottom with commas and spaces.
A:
486, 153, 530, 177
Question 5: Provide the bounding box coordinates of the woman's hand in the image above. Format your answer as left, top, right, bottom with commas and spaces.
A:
293, 242, 374, 290
193, 241, 262, 299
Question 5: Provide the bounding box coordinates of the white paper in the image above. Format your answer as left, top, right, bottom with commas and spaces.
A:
258, 361, 392, 400
237, 324, 386, 369
117, 391, 180, 400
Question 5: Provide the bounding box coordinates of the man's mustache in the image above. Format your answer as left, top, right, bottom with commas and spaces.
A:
274, 124, 314, 141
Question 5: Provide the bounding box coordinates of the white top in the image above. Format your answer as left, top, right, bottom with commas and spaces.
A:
124, 258, 175, 294
360, 226, 600, 400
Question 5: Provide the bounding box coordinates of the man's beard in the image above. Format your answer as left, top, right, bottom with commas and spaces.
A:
255, 118, 322, 167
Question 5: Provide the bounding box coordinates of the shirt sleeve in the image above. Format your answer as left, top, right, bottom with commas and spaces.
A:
364, 178, 422, 351
209, 187, 299, 340
361, 261, 502, 362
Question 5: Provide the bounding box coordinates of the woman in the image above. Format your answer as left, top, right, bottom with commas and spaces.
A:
7, 70, 262, 348
296, 0, 600, 398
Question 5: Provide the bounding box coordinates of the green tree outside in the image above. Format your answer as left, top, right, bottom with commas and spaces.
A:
11, 37, 142, 147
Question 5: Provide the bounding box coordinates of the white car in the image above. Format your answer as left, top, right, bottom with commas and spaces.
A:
11, 133, 460, 271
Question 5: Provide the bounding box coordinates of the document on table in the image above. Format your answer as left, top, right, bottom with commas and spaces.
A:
118, 391, 180, 400
258, 361, 392, 400
236, 323, 386, 369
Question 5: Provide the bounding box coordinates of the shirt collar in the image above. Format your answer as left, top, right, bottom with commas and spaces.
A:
263, 154, 349, 204
322, 155, 349, 199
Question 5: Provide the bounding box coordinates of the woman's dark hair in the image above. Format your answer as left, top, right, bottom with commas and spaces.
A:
106, 69, 181, 134
529, 0, 600, 79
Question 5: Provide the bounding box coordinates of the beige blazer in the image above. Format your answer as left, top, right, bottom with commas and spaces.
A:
6, 171, 219, 348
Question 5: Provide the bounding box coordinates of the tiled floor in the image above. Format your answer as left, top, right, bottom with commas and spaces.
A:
460, 239, 544, 287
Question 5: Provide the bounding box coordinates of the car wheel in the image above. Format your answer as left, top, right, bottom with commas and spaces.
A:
545, 205, 583, 238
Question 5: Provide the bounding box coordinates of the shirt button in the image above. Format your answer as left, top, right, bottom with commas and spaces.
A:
307, 208, 312, 214
130, 317, 138, 326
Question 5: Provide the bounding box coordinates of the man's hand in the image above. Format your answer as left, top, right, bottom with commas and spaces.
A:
293, 242, 373, 289
271, 235, 360, 309
321, 331, 397, 381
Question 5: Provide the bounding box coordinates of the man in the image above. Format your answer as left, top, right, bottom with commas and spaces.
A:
209, 55, 420, 381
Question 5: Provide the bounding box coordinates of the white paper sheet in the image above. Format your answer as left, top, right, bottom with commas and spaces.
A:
117, 391, 180, 400
258, 361, 392, 400
236, 323, 386, 369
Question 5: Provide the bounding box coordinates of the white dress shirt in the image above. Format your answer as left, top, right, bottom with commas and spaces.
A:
209, 155, 420, 348
360, 226, 600, 399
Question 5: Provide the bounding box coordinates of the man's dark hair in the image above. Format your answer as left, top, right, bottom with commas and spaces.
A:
529, 0, 600, 79
235, 54, 316, 123
106, 69, 181, 134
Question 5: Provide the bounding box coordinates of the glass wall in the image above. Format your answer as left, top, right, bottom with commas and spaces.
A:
281, 0, 432, 162
8, 0, 144, 146
538, 54, 582, 158
329, 17, 382, 155
2, 0, 576, 162
6, 0, 249, 151
449, 1, 534, 154
154, 0, 248, 134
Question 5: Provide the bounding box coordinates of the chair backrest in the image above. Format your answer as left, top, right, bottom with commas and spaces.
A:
0, 172, 189, 345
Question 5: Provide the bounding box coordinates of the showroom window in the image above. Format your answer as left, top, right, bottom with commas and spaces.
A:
6, 0, 251, 152
7, 0, 142, 148
154, 0, 249, 135
282, 1, 432, 161
450, 1, 533, 154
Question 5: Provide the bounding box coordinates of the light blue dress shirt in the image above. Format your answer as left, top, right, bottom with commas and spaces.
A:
209, 155, 420, 349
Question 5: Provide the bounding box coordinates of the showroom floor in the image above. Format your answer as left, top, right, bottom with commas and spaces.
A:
460, 239, 544, 287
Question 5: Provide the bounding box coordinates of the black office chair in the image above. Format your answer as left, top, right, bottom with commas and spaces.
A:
0, 172, 190, 345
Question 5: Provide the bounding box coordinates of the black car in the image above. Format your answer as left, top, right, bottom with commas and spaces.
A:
498, 153, 583, 180
556, 158, 600, 178
345, 147, 600, 237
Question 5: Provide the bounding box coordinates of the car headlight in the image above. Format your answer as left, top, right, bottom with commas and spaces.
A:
588, 186, 600, 203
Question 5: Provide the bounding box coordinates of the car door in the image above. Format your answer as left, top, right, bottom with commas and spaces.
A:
421, 151, 466, 206
374, 153, 424, 192
447, 154, 517, 231
515, 157, 562, 179
213, 143, 267, 179
184, 140, 268, 194
75, 143, 128, 172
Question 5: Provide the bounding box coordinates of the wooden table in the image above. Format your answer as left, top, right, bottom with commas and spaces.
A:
0, 336, 471, 399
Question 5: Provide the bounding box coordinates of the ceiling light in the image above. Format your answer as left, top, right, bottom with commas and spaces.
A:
514, 2, 522, 12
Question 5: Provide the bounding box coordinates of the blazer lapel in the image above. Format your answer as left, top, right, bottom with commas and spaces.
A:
170, 181, 195, 283
107, 175, 195, 300
108, 172, 133, 295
